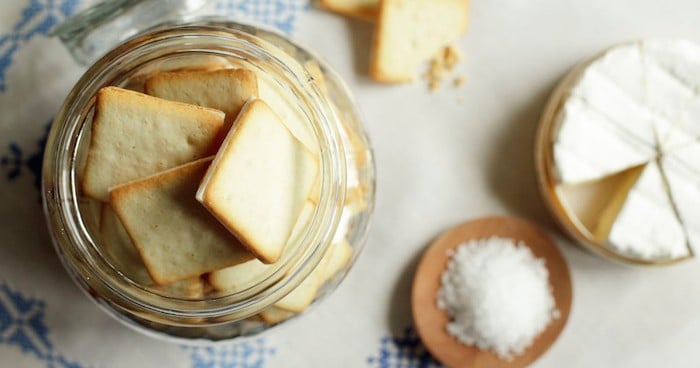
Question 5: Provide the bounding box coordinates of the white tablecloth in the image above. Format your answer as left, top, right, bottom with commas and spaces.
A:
1, 0, 700, 367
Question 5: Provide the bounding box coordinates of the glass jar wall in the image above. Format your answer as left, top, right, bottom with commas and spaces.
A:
42, 20, 375, 341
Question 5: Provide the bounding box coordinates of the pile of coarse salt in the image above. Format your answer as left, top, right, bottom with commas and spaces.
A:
437, 237, 559, 360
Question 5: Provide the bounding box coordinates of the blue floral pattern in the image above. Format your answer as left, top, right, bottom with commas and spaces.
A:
367, 327, 443, 368
0, 282, 82, 367
184, 340, 275, 368
214, 0, 309, 34
0, 0, 79, 92
1, 120, 50, 191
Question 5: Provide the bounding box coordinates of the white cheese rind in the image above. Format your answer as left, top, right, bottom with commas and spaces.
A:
553, 40, 700, 184
661, 143, 700, 253
554, 45, 654, 184
644, 40, 700, 149
552, 97, 655, 184
644, 39, 700, 92
604, 162, 689, 259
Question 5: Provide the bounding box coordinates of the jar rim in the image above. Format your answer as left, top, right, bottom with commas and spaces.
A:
42, 20, 348, 324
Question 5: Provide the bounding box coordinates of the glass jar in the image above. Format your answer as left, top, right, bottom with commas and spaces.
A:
42, 19, 375, 341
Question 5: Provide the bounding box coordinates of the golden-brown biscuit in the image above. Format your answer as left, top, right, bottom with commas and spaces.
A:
110, 158, 252, 285
83, 87, 225, 201
197, 99, 318, 264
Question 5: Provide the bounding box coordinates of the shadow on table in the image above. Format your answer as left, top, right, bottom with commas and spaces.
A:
380, 237, 443, 365
484, 80, 628, 272
387, 246, 424, 334
346, 18, 374, 80
485, 79, 560, 233
0, 119, 72, 284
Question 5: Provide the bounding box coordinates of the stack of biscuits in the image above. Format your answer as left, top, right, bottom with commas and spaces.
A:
85, 65, 355, 324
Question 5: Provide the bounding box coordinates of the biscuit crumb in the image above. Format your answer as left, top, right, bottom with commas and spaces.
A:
454, 76, 465, 87
443, 46, 461, 70
370, 0, 468, 83
424, 45, 463, 92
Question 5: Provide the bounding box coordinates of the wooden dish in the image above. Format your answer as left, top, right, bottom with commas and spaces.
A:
534, 54, 689, 266
412, 216, 572, 368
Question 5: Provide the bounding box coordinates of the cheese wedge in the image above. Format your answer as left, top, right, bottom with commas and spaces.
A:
553, 71, 658, 184
661, 143, 700, 253
557, 168, 643, 235
594, 161, 689, 259
370, 0, 469, 83
197, 99, 318, 264
145, 68, 258, 125
643, 40, 700, 150
110, 158, 252, 285
83, 87, 225, 201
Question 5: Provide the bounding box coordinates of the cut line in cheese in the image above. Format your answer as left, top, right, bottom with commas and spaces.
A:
548, 39, 700, 262
661, 142, 700, 253
595, 161, 690, 259
552, 98, 655, 184
593, 165, 646, 244
553, 40, 700, 184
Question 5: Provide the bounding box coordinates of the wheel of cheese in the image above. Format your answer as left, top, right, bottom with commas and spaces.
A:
537, 39, 700, 264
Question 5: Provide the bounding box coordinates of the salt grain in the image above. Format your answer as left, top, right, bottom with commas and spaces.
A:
437, 237, 559, 360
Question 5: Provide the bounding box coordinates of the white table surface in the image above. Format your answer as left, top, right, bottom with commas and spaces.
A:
1, 0, 699, 367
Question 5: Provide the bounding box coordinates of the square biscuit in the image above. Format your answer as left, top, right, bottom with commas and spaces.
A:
208, 259, 273, 294
109, 157, 252, 285
197, 99, 318, 264
152, 277, 205, 299
370, 0, 469, 83
145, 68, 258, 125
319, 0, 378, 21
100, 204, 153, 285
273, 239, 351, 313
123, 57, 234, 93
259, 306, 296, 324
208, 200, 316, 293
100, 205, 206, 298
274, 241, 335, 313
256, 71, 318, 153
83, 86, 226, 201
323, 239, 353, 282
